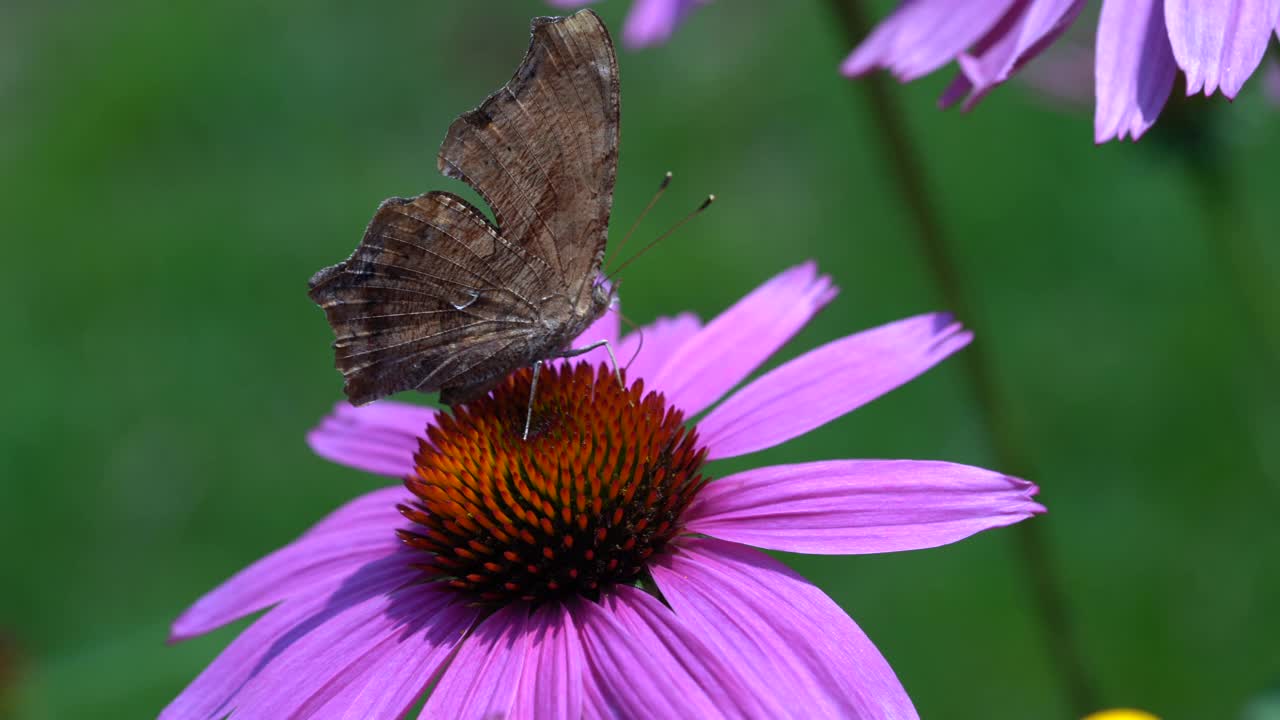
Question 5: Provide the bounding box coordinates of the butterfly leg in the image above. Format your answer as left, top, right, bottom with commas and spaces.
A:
559, 340, 626, 394
523, 360, 543, 441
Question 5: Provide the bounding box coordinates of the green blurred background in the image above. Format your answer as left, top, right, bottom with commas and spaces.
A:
3, 1, 1278, 717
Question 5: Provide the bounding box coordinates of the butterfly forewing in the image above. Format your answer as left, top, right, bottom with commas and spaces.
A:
308, 10, 619, 406
438, 10, 619, 305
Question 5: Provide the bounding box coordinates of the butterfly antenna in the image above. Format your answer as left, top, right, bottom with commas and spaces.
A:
606, 194, 715, 282
607, 171, 673, 268
616, 310, 645, 371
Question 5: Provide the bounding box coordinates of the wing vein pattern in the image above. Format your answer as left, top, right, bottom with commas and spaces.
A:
308, 10, 619, 407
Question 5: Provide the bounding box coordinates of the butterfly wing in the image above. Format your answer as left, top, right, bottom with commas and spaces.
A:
308, 192, 548, 405
437, 9, 619, 309
309, 11, 619, 407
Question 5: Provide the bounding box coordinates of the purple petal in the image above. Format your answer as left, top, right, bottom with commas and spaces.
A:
170, 488, 409, 641
303, 485, 411, 537
697, 313, 970, 460
842, 0, 1018, 81
944, 0, 1088, 110
512, 602, 584, 720
162, 599, 326, 720
423, 604, 531, 720
652, 538, 918, 720
1014, 36, 1096, 108
938, 2, 1024, 107
307, 400, 436, 478
616, 312, 701, 387
1165, 0, 1280, 97
295, 593, 476, 719
651, 262, 836, 418
622, 0, 707, 49
1094, 0, 1177, 142
575, 587, 783, 717
1266, 55, 1280, 105
235, 585, 474, 720
581, 683, 612, 720
683, 460, 1044, 554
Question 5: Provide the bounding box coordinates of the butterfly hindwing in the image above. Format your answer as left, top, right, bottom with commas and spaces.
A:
308, 192, 545, 405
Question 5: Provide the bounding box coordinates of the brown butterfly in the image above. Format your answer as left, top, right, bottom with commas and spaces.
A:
308, 10, 619, 409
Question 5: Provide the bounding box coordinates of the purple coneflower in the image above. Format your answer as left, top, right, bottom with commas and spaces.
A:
845, 0, 1280, 142
165, 262, 1044, 719
547, 0, 711, 48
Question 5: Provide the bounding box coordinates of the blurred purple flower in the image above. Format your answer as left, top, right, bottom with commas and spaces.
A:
845, 0, 1280, 142
548, 0, 711, 48
1266, 55, 1280, 105
165, 263, 1044, 719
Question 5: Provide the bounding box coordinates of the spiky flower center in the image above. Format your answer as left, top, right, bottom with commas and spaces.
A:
397, 362, 708, 604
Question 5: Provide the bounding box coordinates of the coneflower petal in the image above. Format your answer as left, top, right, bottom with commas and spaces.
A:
424, 605, 531, 720
697, 312, 969, 460
512, 602, 585, 720
683, 460, 1044, 554
843, 0, 1017, 81
170, 490, 410, 640
1165, 0, 1280, 98
162, 598, 331, 720
652, 261, 836, 417
615, 312, 701, 385
236, 586, 471, 720
943, 0, 1088, 110
307, 401, 436, 478
578, 587, 783, 718
653, 538, 918, 720
1094, 0, 1177, 142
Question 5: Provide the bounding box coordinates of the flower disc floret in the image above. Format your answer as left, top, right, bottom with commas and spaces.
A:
398, 362, 709, 604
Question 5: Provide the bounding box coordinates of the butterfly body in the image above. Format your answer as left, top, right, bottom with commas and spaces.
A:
309, 11, 619, 407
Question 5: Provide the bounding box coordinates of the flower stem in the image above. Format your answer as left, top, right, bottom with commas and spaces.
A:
1192, 159, 1279, 375
824, 0, 1099, 714
1181, 137, 1280, 489
1152, 95, 1279, 489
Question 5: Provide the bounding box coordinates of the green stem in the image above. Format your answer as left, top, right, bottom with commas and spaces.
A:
1186, 149, 1279, 493
824, 0, 1099, 715
1195, 165, 1279, 373
1157, 93, 1279, 488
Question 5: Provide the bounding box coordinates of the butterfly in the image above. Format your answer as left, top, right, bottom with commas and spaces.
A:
308, 10, 619, 408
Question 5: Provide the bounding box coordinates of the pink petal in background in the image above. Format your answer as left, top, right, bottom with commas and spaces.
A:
1164, 0, 1280, 98
1094, 0, 1177, 141
622, 0, 709, 49
843, 0, 1019, 81
943, 0, 1088, 109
